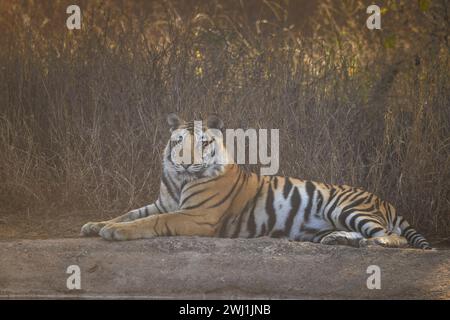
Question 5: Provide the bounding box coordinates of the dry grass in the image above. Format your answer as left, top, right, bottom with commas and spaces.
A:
0, 0, 449, 238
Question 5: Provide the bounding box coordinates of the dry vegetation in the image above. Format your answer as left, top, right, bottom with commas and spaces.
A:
0, 0, 449, 239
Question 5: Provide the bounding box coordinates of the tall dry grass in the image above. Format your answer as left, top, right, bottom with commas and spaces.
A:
0, 0, 448, 237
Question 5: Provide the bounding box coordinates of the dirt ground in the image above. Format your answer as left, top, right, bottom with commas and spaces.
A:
0, 210, 449, 299
0, 210, 109, 240
0, 237, 449, 299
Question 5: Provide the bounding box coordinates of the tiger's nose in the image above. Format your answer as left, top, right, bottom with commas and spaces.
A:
181, 164, 191, 169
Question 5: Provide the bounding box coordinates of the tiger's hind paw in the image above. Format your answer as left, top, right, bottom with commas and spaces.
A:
359, 235, 409, 248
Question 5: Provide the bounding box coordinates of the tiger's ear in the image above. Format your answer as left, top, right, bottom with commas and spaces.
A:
207, 114, 224, 130
167, 113, 183, 130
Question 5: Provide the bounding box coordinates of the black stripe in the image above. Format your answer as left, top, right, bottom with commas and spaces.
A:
271, 230, 285, 238
348, 212, 361, 231
299, 223, 319, 234
342, 198, 366, 216
266, 184, 277, 232
401, 226, 413, 237
284, 187, 301, 237
383, 202, 391, 224
260, 223, 267, 237
161, 171, 179, 203
273, 177, 279, 189
338, 210, 354, 231
165, 221, 173, 236
410, 233, 422, 243
347, 190, 367, 203
232, 200, 253, 238
303, 181, 316, 223
166, 171, 179, 195
392, 214, 399, 228
283, 177, 293, 198
158, 198, 168, 212
356, 218, 376, 236
180, 179, 189, 192
328, 187, 337, 200
183, 192, 219, 210
154, 202, 162, 213
246, 210, 257, 238
218, 215, 233, 237
315, 190, 324, 218
368, 227, 384, 237
153, 216, 161, 236
180, 188, 208, 207
365, 193, 374, 204
246, 182, 265, 238
375, 198, 381, 210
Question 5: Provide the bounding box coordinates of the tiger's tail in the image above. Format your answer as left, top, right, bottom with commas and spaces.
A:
396, 216, 432, 250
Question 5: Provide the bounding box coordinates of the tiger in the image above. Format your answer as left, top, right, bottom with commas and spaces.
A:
81, 113, 432, 250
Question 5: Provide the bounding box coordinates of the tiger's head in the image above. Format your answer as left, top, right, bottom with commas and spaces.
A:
163, 113, 230, 177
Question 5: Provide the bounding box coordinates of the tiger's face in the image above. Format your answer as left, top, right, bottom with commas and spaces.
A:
164, 113, 228, 176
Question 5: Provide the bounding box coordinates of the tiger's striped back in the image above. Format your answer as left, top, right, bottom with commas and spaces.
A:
159, 163, 431, 249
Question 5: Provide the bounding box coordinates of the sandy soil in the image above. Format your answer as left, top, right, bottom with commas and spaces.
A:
0, 237, 449, 299
0, 210, 449, 299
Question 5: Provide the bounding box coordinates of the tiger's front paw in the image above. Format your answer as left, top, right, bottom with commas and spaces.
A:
99, 223, 135, 241
81, 221, 107, 237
